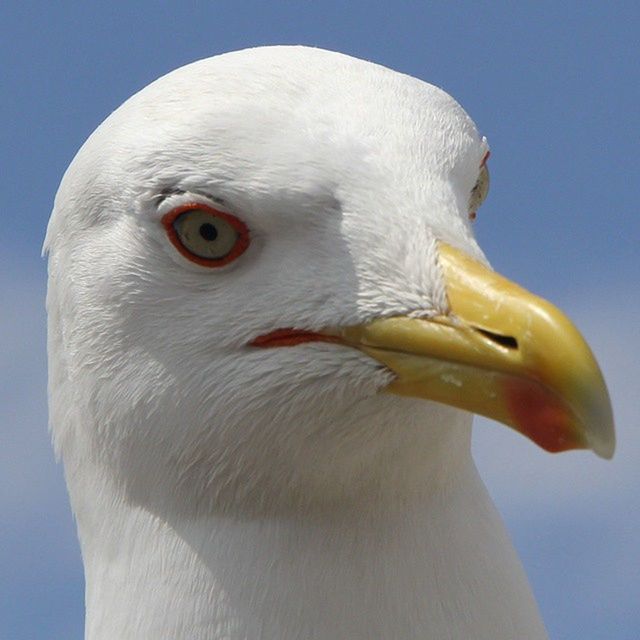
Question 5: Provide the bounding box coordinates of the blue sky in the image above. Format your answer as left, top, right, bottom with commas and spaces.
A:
1, 2, 638, 638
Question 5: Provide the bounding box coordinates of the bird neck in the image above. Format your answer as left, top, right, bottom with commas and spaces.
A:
74, 457, 547, 640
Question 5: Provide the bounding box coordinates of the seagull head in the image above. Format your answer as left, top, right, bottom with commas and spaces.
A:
46, 46, 614, 515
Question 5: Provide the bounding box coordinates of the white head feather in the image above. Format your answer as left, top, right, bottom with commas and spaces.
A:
46, 46, 544, 639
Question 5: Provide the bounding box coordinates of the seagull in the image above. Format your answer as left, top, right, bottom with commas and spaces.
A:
45, 46, 615, 640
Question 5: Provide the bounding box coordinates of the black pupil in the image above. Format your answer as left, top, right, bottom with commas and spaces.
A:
199, 222, 218, 242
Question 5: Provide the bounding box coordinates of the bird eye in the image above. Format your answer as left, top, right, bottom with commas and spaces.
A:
468, 163, 490, 221
162, 204, 249, 267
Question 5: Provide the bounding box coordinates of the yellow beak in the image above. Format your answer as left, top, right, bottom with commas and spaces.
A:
332, 243, 615, 458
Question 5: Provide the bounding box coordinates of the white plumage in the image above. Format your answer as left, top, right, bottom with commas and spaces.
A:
46, 46, 613, 639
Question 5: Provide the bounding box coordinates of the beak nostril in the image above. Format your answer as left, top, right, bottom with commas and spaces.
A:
475, 328, 519, 350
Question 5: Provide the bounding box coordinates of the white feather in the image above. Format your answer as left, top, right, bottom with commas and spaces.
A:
47, 46, 545, 639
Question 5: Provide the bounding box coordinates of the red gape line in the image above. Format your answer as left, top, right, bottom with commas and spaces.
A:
250, 328, 343, 348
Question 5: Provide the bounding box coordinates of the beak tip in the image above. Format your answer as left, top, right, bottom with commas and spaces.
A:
589, 429, 616, 460
586, 392, 616, 460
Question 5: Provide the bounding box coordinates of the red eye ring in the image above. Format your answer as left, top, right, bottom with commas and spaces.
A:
161, 202, 250, 268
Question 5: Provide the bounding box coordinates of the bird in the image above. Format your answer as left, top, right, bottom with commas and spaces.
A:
45, 46, 615, 640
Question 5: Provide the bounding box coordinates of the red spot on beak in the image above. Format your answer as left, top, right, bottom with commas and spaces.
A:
504, 378, 585, 453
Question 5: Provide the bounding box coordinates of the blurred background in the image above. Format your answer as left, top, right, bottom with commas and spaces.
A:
1, 2, 638, 638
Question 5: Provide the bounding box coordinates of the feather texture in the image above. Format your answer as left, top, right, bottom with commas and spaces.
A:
47, 46, 545, 639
